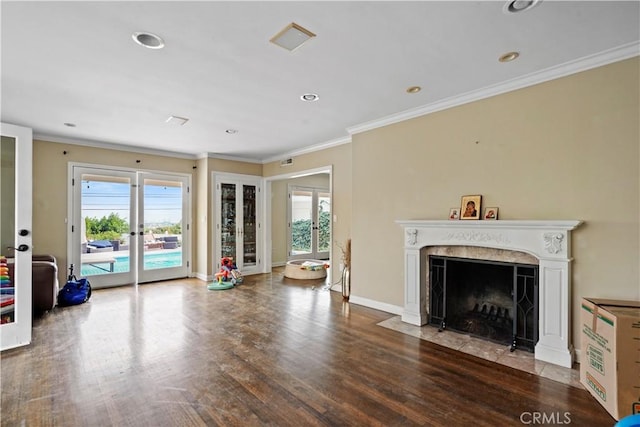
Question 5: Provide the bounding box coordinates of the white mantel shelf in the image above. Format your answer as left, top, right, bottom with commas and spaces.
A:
396, 219, 583, 368
396, 219, 582, 230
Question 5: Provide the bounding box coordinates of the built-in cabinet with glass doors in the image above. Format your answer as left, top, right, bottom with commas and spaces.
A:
215, 174, 261, 275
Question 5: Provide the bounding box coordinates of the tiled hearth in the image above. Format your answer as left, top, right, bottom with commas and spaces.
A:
378, 316, 582, 389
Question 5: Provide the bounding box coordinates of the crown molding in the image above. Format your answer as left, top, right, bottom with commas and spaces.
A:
347, 42, 640, 136
261, 135, 352, 164
34, 133, 198, 160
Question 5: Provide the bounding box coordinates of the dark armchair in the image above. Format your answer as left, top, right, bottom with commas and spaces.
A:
7, 255, 59, 316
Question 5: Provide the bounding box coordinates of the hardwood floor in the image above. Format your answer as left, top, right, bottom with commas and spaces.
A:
1, 268, 614, 426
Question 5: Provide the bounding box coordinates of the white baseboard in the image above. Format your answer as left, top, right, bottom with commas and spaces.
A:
574, 348, 581, 364
328, 283, 341, 292
348, 295, 403, 316
193, 272, 212, 281
271, 261, 286, 267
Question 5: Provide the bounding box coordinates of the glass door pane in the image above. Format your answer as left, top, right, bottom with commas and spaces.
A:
220, 183, 236, 261
138, 174, 189, 283
290, 190, 313, 257
1, 136, 17, 325
288, 186, 330, 261
76, 170, 135, 288
317, 191, 331, 257
242, 184, 256, 267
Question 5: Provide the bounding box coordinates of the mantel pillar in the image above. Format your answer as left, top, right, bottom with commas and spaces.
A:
401, 247, 427, 325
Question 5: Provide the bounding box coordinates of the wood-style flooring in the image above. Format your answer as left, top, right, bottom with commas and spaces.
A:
1, 268, 614, 426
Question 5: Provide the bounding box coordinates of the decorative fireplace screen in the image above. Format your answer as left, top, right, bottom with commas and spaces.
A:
428, 256, 538, 352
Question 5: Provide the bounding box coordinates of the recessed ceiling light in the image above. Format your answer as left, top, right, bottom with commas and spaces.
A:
504, 0, 541, 13
132, 32, 165, 49
406, 86, 422, 94
225, 129, 238, 134
499, 51, 520, 62
63, 122, 76, 127
301, 93, 319, 102
270, 22, 316, 52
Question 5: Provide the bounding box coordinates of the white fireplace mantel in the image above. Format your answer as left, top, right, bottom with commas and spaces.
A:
396, 219, 582, 368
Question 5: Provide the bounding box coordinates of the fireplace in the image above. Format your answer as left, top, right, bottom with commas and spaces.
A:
396, 220, 582, 368
429, 256, 538, 352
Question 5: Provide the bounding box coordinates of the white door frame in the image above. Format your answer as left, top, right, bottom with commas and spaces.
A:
262, 165, 332, 273
212, 172, 262, 275
0, 123, 33, 351
137, 172, 190, 283
70, 166, 137, 288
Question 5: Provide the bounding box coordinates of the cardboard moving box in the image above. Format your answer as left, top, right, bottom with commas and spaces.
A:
580, 298, 640, 421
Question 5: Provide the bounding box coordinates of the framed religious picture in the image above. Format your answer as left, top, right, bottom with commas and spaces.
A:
448, 208, 460, 220
460, 195, 481, 220
483, 207, 498, 220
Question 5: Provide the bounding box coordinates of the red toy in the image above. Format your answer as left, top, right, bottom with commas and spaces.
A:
214, 257, 243, 284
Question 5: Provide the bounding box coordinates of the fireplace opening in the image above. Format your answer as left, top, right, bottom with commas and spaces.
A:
429, 256, 538, 352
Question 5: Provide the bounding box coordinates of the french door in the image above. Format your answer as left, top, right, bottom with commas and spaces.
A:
287, 186, 330, 260
0, 123, 32, 351
138, 173, 189, 283
70, 166, 190, 288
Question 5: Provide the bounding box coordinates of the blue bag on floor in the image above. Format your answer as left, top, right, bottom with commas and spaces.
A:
58, 264, 91, 306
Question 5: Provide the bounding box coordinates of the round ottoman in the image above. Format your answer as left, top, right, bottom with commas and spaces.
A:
283, 259, 327, 280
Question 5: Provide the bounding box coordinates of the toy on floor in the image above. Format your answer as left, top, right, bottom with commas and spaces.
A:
300, 261, 329, 271
216, 257, 243, 284
207, 257, 243, 290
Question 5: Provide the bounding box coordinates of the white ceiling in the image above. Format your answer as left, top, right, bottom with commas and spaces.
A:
2, 1, 639, 162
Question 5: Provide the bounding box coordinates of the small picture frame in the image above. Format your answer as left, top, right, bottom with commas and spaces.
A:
483, 207, 498, 220
448, 208, 460, 220
460, 195, 481, 220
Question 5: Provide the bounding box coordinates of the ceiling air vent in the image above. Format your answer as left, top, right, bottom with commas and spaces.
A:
280, 158, 293, 167
270, 22, 315, 52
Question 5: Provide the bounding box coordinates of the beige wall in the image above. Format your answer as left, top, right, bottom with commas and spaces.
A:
263, 143, 352, 286
271, 174, 331, 265
208, 158, 262, 176
350, 58, 639, 350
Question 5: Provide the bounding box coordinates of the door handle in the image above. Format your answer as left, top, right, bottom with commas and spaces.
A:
8, 244, 29, 252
